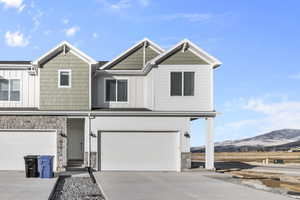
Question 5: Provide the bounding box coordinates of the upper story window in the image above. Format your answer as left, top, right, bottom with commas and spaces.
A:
105, 79, 128, 102
0, 79, 20, 101
170, 72, 194, 96
58, 69, 71, 88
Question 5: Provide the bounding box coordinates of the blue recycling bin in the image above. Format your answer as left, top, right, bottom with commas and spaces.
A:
38, 155, 54, 178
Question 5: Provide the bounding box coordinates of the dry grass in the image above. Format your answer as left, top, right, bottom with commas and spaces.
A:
192, 152, 300, 163
227, 170, 300, 193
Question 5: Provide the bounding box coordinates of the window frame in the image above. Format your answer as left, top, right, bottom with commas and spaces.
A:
0, 78, 21, 102
58, 69, 72, 88
104, 78, 129, 103
170, 71, 195, 97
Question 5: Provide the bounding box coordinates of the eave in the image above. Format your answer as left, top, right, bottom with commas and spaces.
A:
0, 110, 218, 117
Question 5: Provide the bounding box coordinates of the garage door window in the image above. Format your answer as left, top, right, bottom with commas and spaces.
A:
0, 79, 20, 101
105, 79, 128, 102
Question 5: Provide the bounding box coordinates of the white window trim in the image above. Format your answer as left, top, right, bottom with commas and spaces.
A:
104, 78, 129, 103
170, 71, 195, 97
0, 78, 21, 102
58, 69, 72, 88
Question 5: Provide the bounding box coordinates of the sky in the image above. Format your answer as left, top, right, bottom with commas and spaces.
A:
0, 0, 300, 146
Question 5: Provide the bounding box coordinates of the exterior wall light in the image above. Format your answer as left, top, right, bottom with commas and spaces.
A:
184, 132, 190, 138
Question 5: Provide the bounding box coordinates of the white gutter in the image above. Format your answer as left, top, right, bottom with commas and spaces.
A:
0, 65, 31, 70
95, 69, 145, 76
0, 110, 218, 117
94, 63, 154, 76
88, 113, 92, 168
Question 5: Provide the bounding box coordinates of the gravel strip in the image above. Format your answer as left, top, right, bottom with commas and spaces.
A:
51, 176, 105, 200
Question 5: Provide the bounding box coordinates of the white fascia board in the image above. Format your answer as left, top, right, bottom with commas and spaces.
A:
0, 64, 31, 69
96, 69, 145, 76
148, 40, 185, 66
0, 110, 218, 117
100, 38, 165, 70
149, 39, 222, 68
95, 63, 154, 76
143, 37, 165, 53
33, 41, 97, 66
32, 41, 65, 65
185, 39, 222, 68
66, 41, 98, 64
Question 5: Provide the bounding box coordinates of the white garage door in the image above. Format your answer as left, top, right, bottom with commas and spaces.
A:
0, 130, 57, 171
99, 131, 180, 171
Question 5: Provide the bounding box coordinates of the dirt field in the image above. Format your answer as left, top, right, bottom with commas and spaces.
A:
192, 152, 300, 163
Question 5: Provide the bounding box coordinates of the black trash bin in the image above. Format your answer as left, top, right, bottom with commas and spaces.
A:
24, 155, 39, 178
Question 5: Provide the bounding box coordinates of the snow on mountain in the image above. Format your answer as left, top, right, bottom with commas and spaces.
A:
191, 129, 300, 152
217, 129, 300, 147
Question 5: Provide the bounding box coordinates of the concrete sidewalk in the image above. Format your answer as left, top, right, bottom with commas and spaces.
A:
0, 171, 57, 200
95, 171, 293, 200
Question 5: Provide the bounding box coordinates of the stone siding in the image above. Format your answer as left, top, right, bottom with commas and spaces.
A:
0, 116, 67, 171
181, 152, 191, 170
84, 152, 97, 169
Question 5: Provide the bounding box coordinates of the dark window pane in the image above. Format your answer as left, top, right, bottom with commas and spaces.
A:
117, 80, 128, 102
106, 80, 116, 101
170, 72, 182, 96
10, 79, 20, 101
60, 71, 70, 86
0, 79, 9, 101
184, 72, 194, 96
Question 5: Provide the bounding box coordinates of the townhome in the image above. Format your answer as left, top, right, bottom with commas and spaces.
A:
0, 38, 221, 172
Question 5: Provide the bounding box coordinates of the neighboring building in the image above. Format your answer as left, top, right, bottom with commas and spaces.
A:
288, 147, 300, 152
0, 38, 221, 172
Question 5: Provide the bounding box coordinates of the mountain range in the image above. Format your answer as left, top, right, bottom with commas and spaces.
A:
191, 129, 300, 152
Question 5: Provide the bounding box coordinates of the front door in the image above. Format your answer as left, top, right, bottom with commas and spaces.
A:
67, 118, 84, 160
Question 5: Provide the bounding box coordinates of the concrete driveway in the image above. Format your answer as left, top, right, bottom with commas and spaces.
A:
95, 171, 293, 200
0, 171, 56, 200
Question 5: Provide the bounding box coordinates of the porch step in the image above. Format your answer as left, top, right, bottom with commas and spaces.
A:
67, 159, 84, 167
66, 166, 87, 172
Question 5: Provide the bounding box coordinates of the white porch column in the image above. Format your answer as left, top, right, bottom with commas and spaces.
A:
205, 117, 215, 170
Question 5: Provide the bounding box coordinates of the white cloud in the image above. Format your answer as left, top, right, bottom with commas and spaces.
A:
161, 13, 214, 22
110, 0, 131, 10
244, 97, 300, 115
97, 0, 132, 10
219, 95, 300, 141
0, 0, 25, 12
5, 31, 29, 47
98, 0, 150, 11
139, 0, 149, 7
62, 18, 69, 25
43, 30, 52, 35
32, 9, 44, 32
92, 33, 99, 38
65, 26, 80, 37
289, 73, 300, 80
225, 119, 259, 130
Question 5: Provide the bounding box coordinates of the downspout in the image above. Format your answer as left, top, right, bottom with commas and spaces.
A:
88, 112, 92, 168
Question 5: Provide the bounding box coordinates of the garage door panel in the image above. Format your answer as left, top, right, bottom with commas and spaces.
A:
0, 131, 57, 171
100, 132, 179, 171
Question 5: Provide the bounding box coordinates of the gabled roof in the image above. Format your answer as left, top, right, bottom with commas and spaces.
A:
147, 39, 222, 68
32, 41, 97, 66
99, 38, 165, 70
